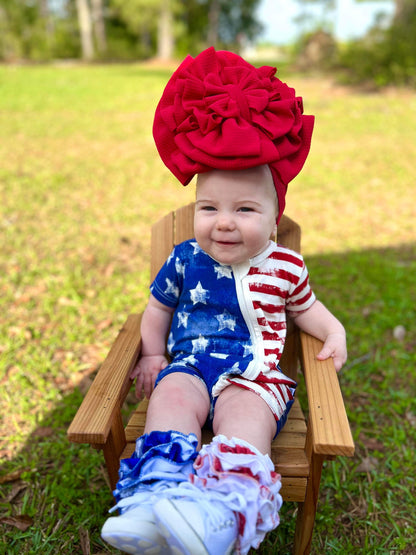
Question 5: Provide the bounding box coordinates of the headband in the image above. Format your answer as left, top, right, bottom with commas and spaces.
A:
153, 47, 314, 223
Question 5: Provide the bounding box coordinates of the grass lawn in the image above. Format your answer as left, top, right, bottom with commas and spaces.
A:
0, 63, 415, 554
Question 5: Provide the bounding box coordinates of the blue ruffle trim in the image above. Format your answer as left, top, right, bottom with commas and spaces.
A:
114, 430, 198, 501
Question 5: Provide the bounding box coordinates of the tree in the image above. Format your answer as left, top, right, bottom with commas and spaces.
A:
91, 0, 107, 55
0, 0, 53, 61
75, 0, 94, 59
39, 0, 54, 53
218, 0, 263, 51
192, 0, 262, 53
207, 0, 220, 47
110, 0, 176, 59
338, 0, 416, 86
294, 0, 337, 34
157, 0, 173, 59
355, 0, 404, 23
0, 0, 263, 62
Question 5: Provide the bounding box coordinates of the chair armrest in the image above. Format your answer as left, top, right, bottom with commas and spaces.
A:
300, 331, 355, 458
67, 313, 142, 446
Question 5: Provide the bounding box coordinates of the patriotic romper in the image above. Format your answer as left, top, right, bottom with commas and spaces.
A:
151, 239, 316, 436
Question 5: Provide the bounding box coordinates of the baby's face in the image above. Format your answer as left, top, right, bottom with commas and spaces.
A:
194, 166, 278, 266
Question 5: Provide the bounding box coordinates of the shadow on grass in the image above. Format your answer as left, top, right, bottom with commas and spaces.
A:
1, 244, 415, 554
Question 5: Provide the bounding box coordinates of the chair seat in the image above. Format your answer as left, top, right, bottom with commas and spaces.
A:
122, 397, 309, 502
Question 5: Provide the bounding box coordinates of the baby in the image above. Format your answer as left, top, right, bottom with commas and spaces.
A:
101, 48, 347, 555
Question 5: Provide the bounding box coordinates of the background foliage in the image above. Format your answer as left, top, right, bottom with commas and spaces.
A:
1, 0, 416, 88
336, 1, 416, 88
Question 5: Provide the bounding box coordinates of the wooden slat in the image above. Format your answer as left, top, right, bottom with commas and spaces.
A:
274, 433, 307, 449
151, 212, 175, 282
281, 478, 307, 502
67, 314, 142, 445
279, 318, 299, 382
121, 443, 136, 459
285, 398, 305, 420
275, 214, 301, 381
276, 214, 301, 253
125, 398, 148, 441
277, 418, 307, 434
300, 331, 355, 457
175, 203, 195, 244
273, 448, 309, 476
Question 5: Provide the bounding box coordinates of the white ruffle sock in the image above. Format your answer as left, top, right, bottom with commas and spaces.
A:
153, 435, 282, 555
192, 435, 282, 554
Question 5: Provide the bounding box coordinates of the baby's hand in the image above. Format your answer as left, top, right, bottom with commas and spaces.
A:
316, 332, 347, 372
130, 355, 168, 399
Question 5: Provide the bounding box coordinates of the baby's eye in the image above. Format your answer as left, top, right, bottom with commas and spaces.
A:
238, 207, 254, 213
201, 205, 216, 211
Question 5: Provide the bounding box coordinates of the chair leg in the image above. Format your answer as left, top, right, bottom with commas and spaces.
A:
99, 411, 127, 491
293, 451, 324, 555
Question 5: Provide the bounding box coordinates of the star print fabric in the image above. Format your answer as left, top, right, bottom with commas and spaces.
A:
151, 241, 250, 357
150, 239, 315, 428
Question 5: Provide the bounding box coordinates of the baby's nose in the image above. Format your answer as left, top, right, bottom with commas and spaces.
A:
216, 212, 236, 230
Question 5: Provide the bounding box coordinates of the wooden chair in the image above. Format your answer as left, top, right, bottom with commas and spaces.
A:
68, 203, 354, 554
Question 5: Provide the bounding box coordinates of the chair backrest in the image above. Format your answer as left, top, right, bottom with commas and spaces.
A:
150, 203, 302, 380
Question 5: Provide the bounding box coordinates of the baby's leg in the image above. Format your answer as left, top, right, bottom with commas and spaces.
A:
102, 372, 208, 552
144, 372, 210, 446
212, 384, 276, 455
154, 388, 281, 555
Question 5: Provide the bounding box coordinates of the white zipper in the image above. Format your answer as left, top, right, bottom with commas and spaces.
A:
232, 261, 264, 380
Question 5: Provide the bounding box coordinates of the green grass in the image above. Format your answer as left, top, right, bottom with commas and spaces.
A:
1, 63, 415, 554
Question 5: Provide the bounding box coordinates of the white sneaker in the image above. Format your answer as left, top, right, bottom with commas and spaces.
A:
153, 485, 238, 555
101, 489, 170, 555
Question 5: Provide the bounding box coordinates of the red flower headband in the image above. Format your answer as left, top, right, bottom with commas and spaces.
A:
153, 47, 314, 223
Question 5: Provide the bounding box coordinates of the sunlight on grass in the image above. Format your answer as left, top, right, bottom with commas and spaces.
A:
285, 78, 416, 254
1, 64, 415, 554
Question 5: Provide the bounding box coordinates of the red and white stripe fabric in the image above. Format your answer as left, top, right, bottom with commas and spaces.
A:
225, 370, 297, 422
215, 241, 315, 421
245, 246, 315, 369
233, 242, 315, 373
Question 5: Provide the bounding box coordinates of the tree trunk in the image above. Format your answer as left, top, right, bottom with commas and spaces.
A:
39, 0, 54, 49
91, 0, 107, 55
157, 0, 174, 59
393, 0, 413, 23
76, 0, 94, 60
207, 0, 220, 47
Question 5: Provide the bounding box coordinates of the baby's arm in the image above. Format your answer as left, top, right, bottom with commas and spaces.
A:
292, 300, 347, 371
130, 294, 174, 398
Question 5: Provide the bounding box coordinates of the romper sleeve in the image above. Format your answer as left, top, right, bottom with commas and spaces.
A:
285, 258, 316, 315
150, 246, 183, 309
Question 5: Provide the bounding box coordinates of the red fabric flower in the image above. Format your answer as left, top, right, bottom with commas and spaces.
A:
153, 47, 314, 222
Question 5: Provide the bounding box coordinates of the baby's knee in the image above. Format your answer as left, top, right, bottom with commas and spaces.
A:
152, 372, 209, 412
150, 376, 184, 408
213, 385, 276, 436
